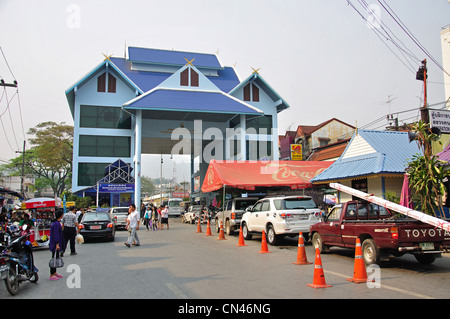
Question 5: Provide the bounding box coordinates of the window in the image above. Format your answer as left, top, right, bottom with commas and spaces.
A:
180, 68, 199, 87
77, 162, 110, 186
79, 135, 131, 157
108, 74, 116, 93
80, 105, 131, 129
97, 73, 106, 92
246, 115, 272, 131
243, 83, 260, 102
97, 72, 116, 93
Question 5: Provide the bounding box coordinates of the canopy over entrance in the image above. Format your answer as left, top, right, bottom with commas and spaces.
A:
201, 160, 334, 193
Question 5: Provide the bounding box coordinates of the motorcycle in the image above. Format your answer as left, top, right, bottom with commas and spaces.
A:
0, 224, 39, 295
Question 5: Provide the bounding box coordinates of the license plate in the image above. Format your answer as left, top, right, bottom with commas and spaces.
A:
91, 225, 101, 230
298, 215, 308, 220
419, 242, 434, 251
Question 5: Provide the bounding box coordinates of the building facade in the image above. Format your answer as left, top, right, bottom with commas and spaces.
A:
65, 47, 289, 207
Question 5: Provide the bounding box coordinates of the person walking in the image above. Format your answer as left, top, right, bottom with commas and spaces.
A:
151, 206, 158, 231
144, 206, 150, 231
161, 205, 169, 230
49, 209, 64, 280
125, 204, 140, 247
61, 206, 79, 256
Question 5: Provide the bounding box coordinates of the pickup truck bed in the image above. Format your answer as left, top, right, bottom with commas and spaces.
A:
309, 201, 450, 265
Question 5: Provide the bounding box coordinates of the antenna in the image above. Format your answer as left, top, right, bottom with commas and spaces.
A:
383, 95, 398, 115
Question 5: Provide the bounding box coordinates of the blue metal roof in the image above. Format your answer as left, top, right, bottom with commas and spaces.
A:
128, 47, 223, 69
124, 88, 262, 115
311, 130, 422, 183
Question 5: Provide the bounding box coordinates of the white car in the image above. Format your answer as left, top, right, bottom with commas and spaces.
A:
182, 205, 202, 224
241, 196, 323, 245
108, 207, 129, 229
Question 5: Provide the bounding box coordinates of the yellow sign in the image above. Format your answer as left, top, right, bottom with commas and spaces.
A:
290, 144, 302, 161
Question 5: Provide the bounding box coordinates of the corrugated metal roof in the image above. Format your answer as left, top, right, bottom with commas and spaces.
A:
124, 88, 262, 115
311, 130, 422, 183
128, 47, 223, 69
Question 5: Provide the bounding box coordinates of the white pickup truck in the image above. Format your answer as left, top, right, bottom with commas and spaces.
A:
241, 195, 323, 245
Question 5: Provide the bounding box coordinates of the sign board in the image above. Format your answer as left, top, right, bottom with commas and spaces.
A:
98, 183, 135, 193
429, 109, 450, 133
290, 144, 302, 161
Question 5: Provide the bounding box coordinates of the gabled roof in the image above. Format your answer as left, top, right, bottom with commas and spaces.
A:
296, 118, 355, 139
311, 130, 422, 183
229, 72, 289, 112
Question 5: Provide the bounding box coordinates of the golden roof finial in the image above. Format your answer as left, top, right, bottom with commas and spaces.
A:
184, 57, 195, 66
102, 53, 113, 61
251, 67, 261, 74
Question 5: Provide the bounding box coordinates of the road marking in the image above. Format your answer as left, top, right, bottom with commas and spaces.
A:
324, 270, 435, 299
166, 282, 189, 299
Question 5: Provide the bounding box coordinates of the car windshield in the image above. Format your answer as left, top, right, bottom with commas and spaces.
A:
83, 213, 110, 221
169, 201, 181, 207
274, 197, 318, 210
235, 199, 258, 210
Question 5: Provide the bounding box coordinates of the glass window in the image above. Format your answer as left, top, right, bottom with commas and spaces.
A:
261, 201, 270, 211
80, 105, 131, 129
327, 207, 341, 221
78, 162, 110, 186
79, 135, 131, 157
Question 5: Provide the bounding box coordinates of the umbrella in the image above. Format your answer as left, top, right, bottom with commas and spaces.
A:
399, 175, 414, 209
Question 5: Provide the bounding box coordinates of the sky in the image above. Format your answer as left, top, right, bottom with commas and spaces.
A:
0, 0, 449, 183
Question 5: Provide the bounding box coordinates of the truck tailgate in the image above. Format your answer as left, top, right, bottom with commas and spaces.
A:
398, 222, 450, 252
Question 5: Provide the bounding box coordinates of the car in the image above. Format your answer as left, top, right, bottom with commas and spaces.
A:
241, 195, 323, 245
109, 207, 129, 229
183, 205, 202, 224
214, 197, 259, 235
79, 212, 115, 242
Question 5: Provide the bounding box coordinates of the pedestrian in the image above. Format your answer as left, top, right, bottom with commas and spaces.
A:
125, 204, 140, 247
157, 206, 162, 230
151, 206, 158, 231
144, 206, 150, 231
49, 209, 64, 280
161, 205, 169, 230
61, 205, 79, 256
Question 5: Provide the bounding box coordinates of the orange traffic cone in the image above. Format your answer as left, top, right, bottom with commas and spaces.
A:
259, 230, 271, 253
307, 247, 332, 288
236, 226, 247, 247
217, 221, 226, 240
347, 238, 372, 283
292, 232, 312, 265
205, 220, 212, 236
196, 218, 202, 233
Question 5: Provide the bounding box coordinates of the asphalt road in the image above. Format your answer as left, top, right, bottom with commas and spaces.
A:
1, 217, 449, 301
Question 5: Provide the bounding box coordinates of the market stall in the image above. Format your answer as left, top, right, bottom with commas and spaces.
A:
21, 197, 62, 249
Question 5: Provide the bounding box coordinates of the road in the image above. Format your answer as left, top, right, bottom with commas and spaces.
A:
1, 217, 449, 302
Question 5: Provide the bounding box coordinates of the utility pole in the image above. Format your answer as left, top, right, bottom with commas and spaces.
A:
416, 59, 431, 156
15, 140, 31, 199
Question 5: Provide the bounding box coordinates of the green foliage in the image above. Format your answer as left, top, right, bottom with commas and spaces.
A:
406, 121, 449, 218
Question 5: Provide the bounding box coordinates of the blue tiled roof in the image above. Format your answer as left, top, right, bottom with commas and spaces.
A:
124, 88, 262, 115
311, 130, 422, 183
128, 47, 223, 69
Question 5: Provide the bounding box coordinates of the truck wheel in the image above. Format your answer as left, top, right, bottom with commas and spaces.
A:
362, 238, 381, 265
414, 253, 436, 265
242, 223, 252, 240
312, 232, 330, 253
266, 225, 279, 246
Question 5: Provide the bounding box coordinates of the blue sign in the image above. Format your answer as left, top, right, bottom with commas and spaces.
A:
98, 183, 135, 193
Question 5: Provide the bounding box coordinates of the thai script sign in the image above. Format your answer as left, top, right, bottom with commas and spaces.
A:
429, 109, 450, 133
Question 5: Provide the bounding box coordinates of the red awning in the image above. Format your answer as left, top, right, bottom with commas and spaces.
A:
201, 160, 333, 193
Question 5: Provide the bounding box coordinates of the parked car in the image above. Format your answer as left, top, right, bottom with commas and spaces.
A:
215, 197, 259, 235
109, 207, 129, 229
183, 205, 202, 224
241, 195, 323, 245
79, 212, 115, 242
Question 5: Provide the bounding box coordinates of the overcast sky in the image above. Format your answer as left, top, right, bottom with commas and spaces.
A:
0, 0, 449, 182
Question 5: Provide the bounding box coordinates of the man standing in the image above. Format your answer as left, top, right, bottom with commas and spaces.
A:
61, 206, 79, 256
125, 204, 140, 247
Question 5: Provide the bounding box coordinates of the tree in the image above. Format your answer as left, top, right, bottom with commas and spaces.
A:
406, 121, 449, 218
5, 121, 73, 197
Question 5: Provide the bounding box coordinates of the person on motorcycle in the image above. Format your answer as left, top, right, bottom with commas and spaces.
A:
19, 213, 34, 230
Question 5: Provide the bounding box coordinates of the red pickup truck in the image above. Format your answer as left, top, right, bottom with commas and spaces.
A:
309, 201, 450, 265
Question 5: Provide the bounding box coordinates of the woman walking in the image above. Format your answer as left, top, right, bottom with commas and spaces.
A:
49, 209, 64, 280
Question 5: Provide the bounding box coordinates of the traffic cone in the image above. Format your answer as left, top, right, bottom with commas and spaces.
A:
292, 232, 312, 265
205, 220, 212, 236
347, 238, 372, 283
259, 230, 271, 253
196, 218, 202, 233
307, 247, 332, 288
217, 221, 226, 240
236, 226, 247, 247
